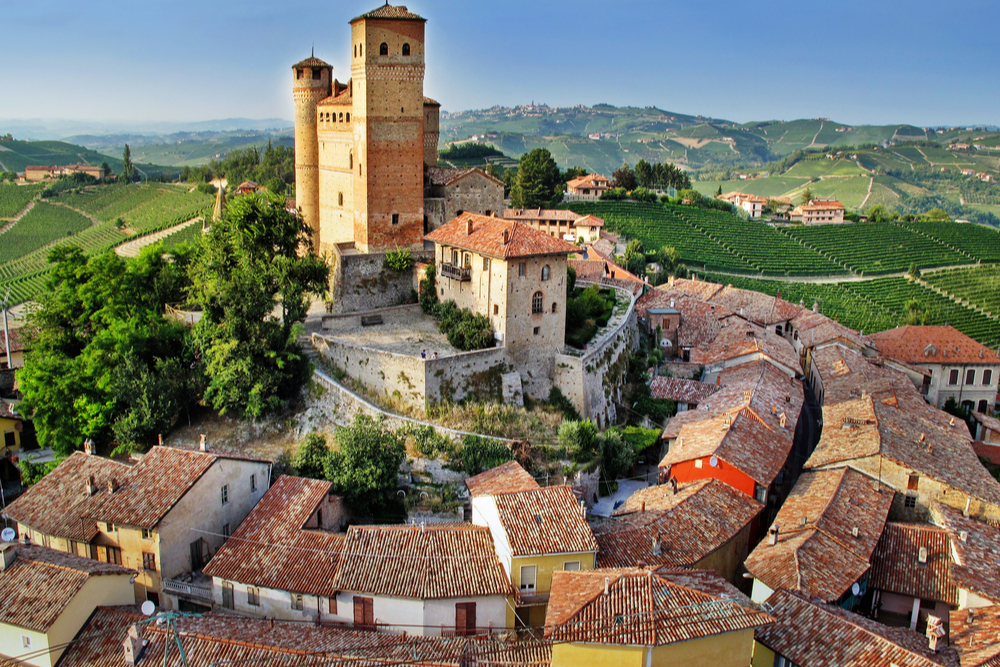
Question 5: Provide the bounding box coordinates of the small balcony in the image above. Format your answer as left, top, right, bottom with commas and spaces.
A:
163, 573, 213, 603
440, 263, 471, 281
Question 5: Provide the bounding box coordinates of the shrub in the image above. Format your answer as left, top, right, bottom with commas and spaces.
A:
600, 187, 627, 201
559, 420, 599, 463
547, 386, 581, 421
292, 432, 329, 479
419, 264, 438, 313
385, 247, 414, 272
434, 300, 494, 351
459, 435, 513, 475
196, 182, 217, 196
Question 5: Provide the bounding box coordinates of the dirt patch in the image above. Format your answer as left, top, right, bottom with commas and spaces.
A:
672, 136, 721, 150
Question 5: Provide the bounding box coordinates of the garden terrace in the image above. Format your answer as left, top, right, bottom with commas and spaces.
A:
322, 306, 460, 358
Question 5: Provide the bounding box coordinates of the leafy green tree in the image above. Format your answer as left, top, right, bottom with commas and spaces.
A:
799, 187, 813, 205
635, 160, 654, 188
904, 298, 927, 325
612, 163, 637, 191
921, 207, 951, 222
559, 420, 599, 463
323, 415, 405, 511
600, 429, 636, 481
122, 144, 135, 183
908, 262, 922, 280
510, 148, 563, 208
292, 432, 330, 479
866, 204, 899, 222
716, 185, 723, 196
459, 435, 514, 475
563, 166, 588, 182
189, 191, 329, 417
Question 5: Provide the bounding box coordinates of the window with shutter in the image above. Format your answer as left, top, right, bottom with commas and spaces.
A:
354, 596, 374, 631
455, 602, 477, 636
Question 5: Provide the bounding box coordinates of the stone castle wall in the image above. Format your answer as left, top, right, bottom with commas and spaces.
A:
329, 247, 430, 314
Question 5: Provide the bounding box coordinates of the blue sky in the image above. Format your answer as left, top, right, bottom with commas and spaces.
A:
3, 0, 998, 128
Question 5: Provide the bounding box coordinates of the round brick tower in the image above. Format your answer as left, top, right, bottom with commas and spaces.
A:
292, 55, 332, 248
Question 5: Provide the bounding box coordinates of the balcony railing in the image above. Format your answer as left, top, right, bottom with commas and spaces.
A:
163, 577, 213, 603
440, 263, 471, 281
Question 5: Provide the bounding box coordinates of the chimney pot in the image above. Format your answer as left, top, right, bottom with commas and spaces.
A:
0, 543, 16, 572
468, 219, 475, 236
86, 475, 96, 496
83, 439, 94, 456
107, 478, 118, 494
199, 434, 208, 452
768, 524, 779, 546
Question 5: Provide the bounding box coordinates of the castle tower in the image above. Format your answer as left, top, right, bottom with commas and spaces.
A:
349, 5, 427, 252
292, 55, 332, 248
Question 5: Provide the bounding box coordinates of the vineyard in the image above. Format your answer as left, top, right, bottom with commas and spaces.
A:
0, 183, 210, 305
923, 265, 1000, 317
781, 223, 972, 274
701, 272, 1000, 348
0, 183, 44, 218
565, 201, 846, 276
901, 221, 1000, 263
160, 222, 205, 250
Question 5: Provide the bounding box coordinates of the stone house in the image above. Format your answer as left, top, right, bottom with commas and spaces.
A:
868, 325, 1000, 413
23, 164, 107, 183
424, 167, 504, 233
546, 568, 772, 667
4, 444, 270, 610
203, 475, 346, 622
972, 410, 1000, 444
502, 208, 604, 243
0, 543, 134, 667
425, 213, 578, 398
467, 463, 598, 628
565, 173, 611, 199
648, 376, 719, 412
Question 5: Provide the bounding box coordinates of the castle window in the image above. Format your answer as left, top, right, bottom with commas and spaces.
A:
312, 67, 322, 80
379, 42, 388, 56
483, 257, 490, 271
552, 302, 557, 313
338, 192, 343, 206
349, 152, 353, 169
532, 292, 543, 315
296, 68, 303, 80
494, 305, 499, 315
354, 45, 357, 58
346, 113, 350, 122
392, 213, 400, 225
533, 327, 540, 335
339, 112, 344, 122
402, 43, 410, 56
360, 43, 363, 57
518, 262, 526, 277
541, 265, 550, 281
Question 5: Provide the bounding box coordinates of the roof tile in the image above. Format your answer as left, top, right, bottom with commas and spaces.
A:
425, 213, 578, 260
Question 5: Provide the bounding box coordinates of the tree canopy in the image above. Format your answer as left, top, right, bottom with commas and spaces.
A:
323, 415, 406, 511
510, 148, 563, 208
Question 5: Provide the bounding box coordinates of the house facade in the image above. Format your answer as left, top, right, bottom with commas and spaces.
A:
790, 199, 846, 224
718, 191, 766, 218
565, 173, 611, 199
502, 209, 604, 243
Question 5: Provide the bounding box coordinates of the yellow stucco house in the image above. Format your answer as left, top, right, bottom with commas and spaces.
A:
545, 568, 773, 667
467, 461, 598, 627
0, 542, 134, 667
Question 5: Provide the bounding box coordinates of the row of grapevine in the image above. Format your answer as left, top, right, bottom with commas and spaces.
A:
902, 222, 1000, 263
0, 202, 91, 264
923, 265, 1000, 316
0, 183, 44, 218
122, 190, 212, 233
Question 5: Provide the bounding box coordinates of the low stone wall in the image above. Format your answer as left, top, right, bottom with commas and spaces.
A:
330, 247, 430, 314
321, 304, 423, 332
554, 281, 640, 426
312, 333, 510, 413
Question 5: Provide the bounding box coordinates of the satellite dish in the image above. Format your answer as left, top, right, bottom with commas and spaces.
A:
709, 456, 719, 468
0, 528, 15, 542
140, 600, 156, 616
851, 583, 861, 597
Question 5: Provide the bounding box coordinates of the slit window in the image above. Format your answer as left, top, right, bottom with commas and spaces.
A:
338, 192, 344, 206
379, 42, 388, 56
552, 302, 558, 313
402, 43, 411, 56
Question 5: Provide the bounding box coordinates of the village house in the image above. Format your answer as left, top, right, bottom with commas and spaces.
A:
790, 199, 846, 224
971, 411, 1000, 445
751, 589, 960, 667
929, 502, 1000, 609
425, 213, 578, 398
785, 307, 869, 378
467, 462, 598, 628
502, 208, 605, 243
0, 543, 134, 667
744, 467, 895, 608
949, 605, 1000, 667
565, 173, 612, 199
718, 191, 767, 218
0, 328, 26, 371
649, 376, 720, 412
808, 342, 914, 407
868, 325, 1000, 414
545, 568, 773, 667
689, 317, 803, 381
0, 400, 22, 453
202, 475, 346, 622
234, 180, 259, 195
23, 164, 107, 183
424, 167, 504, 232
804, 390, 1000, 522
50, 606, 553, 667
4, 444, 270, 610
592, 478, 762, 583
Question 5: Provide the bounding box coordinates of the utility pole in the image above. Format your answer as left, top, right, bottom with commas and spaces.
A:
2, 288, 11, 370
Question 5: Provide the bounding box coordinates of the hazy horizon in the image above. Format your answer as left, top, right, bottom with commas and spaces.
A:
3, 0, 998, 132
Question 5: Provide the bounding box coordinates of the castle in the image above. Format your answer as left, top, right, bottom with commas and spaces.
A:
292, 3, 502, 260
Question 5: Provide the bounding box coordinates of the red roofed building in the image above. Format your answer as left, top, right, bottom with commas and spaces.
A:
868, 325, 1000, 412
718, 191, 767, 218
425, 213, 578, 398
565, 173, 611, 199
503, 208, 604, 243
790, 199, 847, 224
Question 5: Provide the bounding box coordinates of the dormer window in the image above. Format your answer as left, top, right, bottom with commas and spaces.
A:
379, 42, 388, 56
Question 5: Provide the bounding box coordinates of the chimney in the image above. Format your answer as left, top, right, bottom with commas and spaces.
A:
86, 475, 96, 496
768, 524, 779, 546
604, 577, 610, 595
964, 496, 972, 517
670, 299, 675, 308
959, 530, 968, 543
83, 438, 94, 456
780, 413, 787, 429
122, 625, 148, 666
926, 615, 946, 652
199, 434, 209, 452
918, 546, 928, 564
651, 536, 662, 555
668, 276, 675, 287
640, 500, 645, 512
812, 302, 819, 313
157, 434, 163, 447
107, 478, 119, 494
580, 501, 587, 520
0, 543, 16, 572
669, 477, 677, 495
500, 227, 509, 243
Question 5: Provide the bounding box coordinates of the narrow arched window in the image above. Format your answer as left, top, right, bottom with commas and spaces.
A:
552, 302, 558, 313
379, 42, 388, 56
541, 265, 550, 281
346, 113, 350, 122
349, 151, 353, 169
339, 112, 343, 122
532, 291, 543, 315
402, 43, 411, 56
338, 192, 343, 206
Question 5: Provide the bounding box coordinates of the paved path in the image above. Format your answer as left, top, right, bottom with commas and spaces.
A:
590, 478, 653, 517
115, 217, 202, 257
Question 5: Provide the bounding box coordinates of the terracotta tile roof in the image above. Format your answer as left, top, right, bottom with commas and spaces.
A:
86, 446, 266, 529
56, 607, 552, 667
706, 282, 805, 327
566, 174, 611, 189
423, 96, 440, 106
593, 479, 761, 568
974, 411, 1000, 436
950, 606, 1000, 667
811, 343, 916, 405
869, 325, 1000, 367
649, 376, 719, 403
575, 214, 604, 227
744, 467, 894, 602
689, 317, 802, 374
4, 451, 131, 541
0, 327, 26, 355
293, 56, 331, 68
791, 310, 867, 350
425, 213, 578, 260
931, 503, 1000, 604
492, 485, 598, 556
465, 461, 539, 497
0, 545, 132, 632
659, 361, 804, 487
503, 208, 582, 223
351, 4, 425, 22
425, 166, 502, 188
798, 199, 846, 211
756, 589, 960, 667
806, 396, 1000, 507
318, 89, 353, 106
203, 475, 344, 597
868, 522, 959, 605
544, 568, 771, 646
567, 257, 643, 284
588, 237, 616, 259
331, 523, 512, 599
